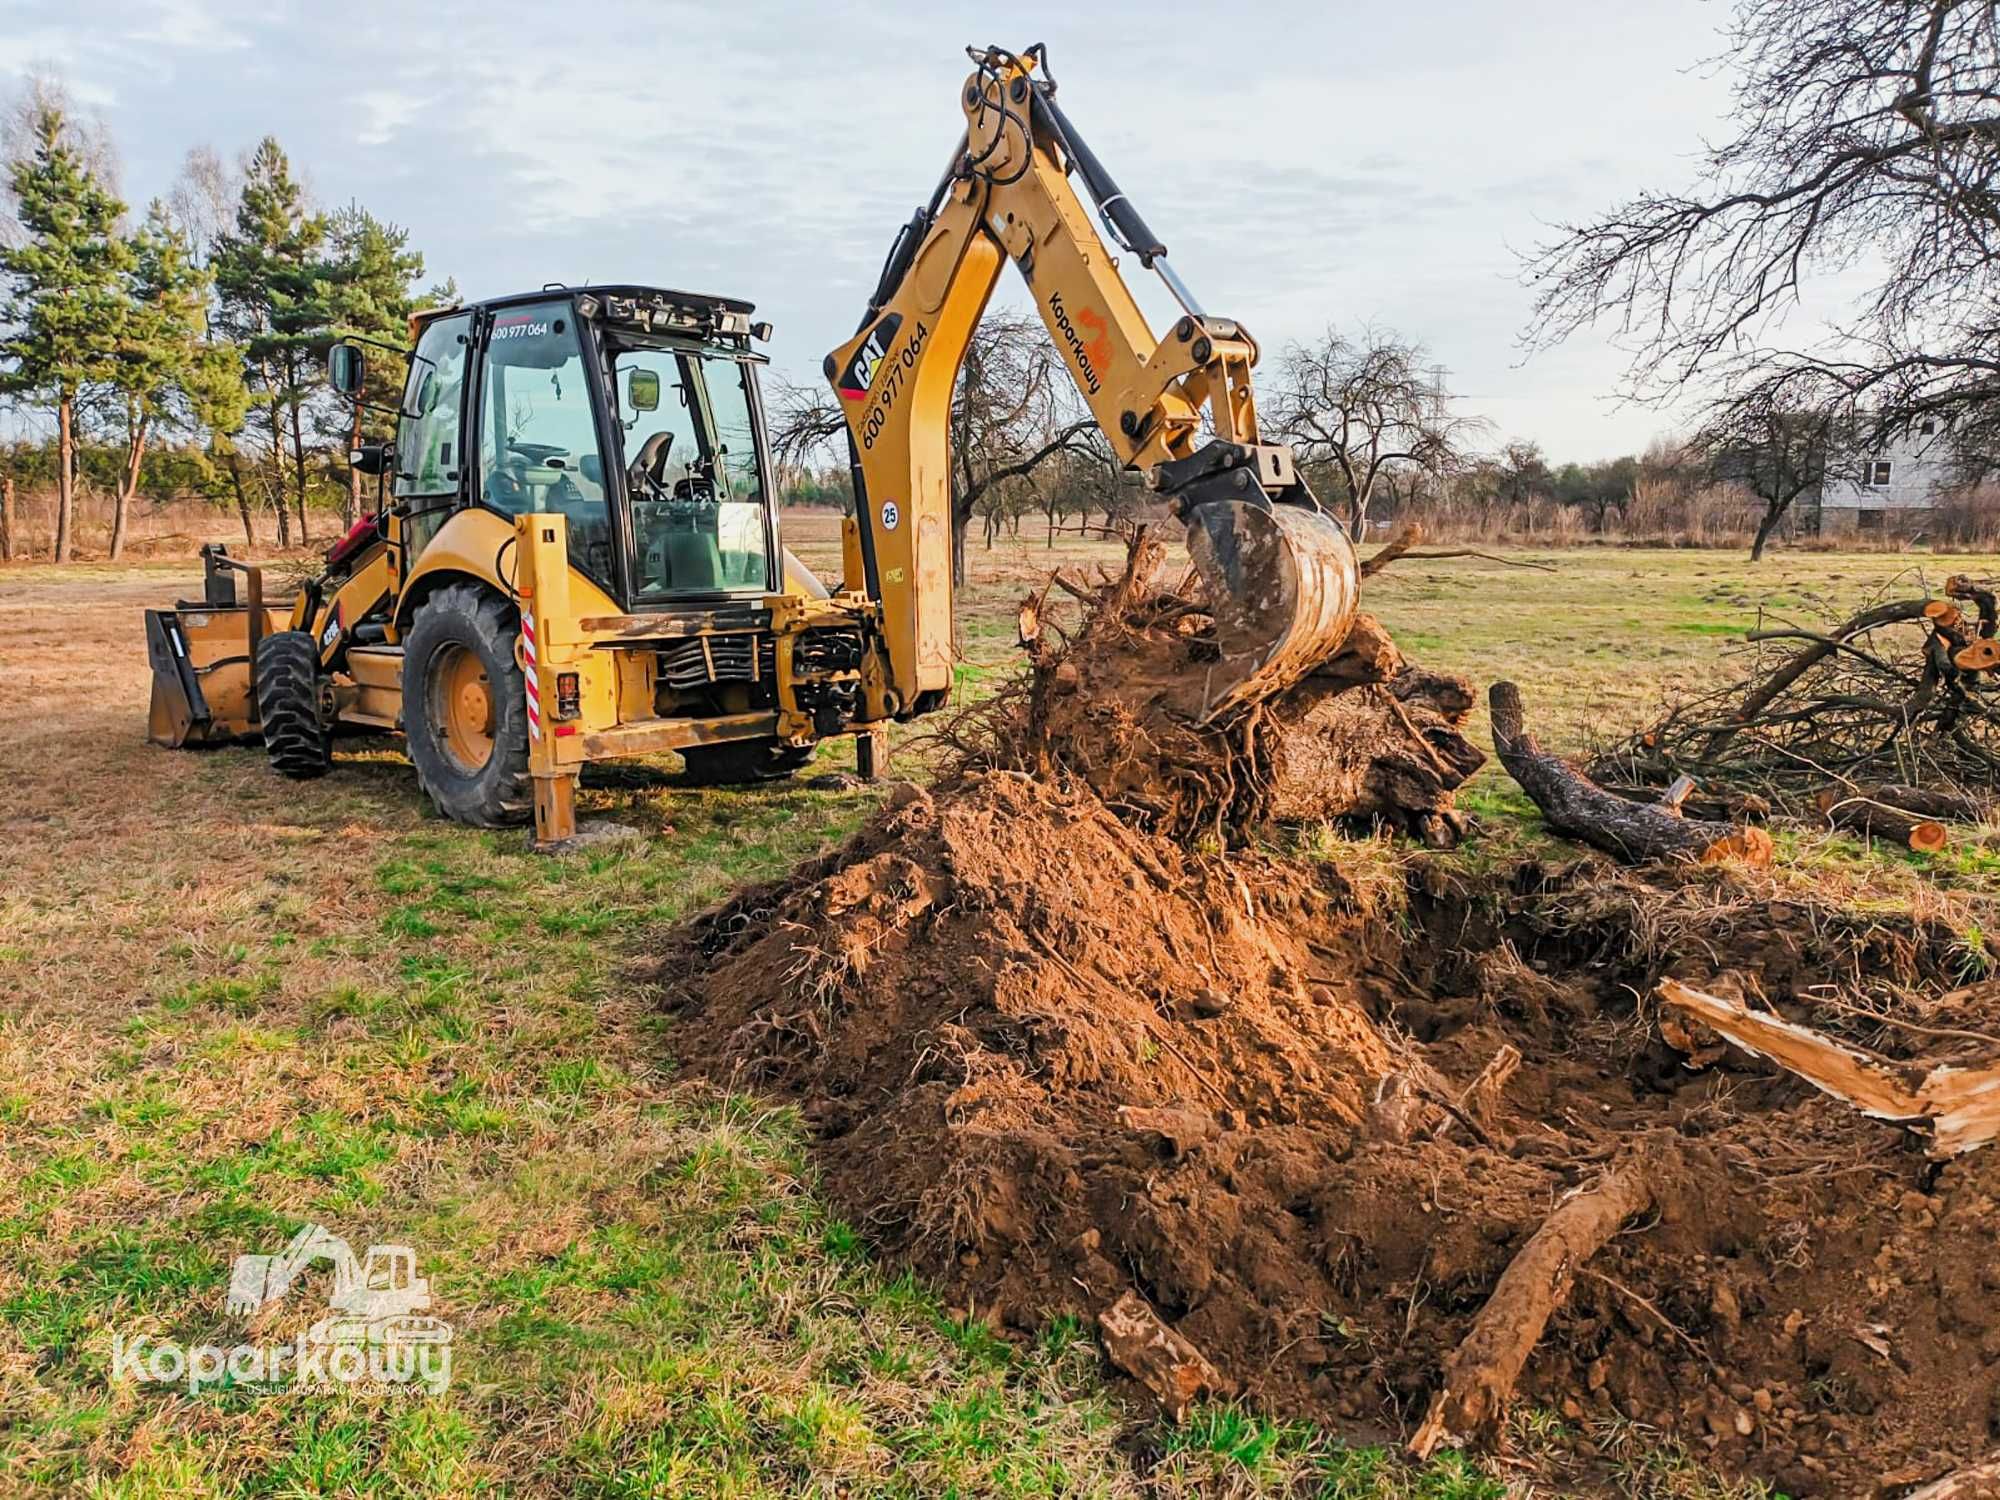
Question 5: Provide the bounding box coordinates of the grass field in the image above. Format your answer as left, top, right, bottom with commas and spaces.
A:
0, 516, 1980, 1497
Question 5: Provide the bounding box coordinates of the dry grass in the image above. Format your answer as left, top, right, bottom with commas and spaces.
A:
0, 520, 1977, 1496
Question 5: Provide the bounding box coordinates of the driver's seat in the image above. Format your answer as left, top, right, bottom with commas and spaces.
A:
663, 528, 723, 591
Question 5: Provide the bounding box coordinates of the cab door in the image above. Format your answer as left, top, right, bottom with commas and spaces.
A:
395, 311, 475, 563
470, 299, 622, 603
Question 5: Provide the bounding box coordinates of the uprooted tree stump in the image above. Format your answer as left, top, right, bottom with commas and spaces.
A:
1491, 681, 1772, 866
953, 529, 1483, 843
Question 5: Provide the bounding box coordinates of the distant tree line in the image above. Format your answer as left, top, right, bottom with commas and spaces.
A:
0, 75, 444, 562
771, 315, 1804, 559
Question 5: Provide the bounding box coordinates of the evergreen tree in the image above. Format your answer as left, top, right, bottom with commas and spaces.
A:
319, 202, 421, 527
105, 202, 209, 559
0, 100, 130, 562
212, 137, 325, 545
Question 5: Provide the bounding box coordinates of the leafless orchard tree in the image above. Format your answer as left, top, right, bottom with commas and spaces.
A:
1265, 325, 1484, 538
1691, 399, 1838, 559
1527, 0, 2000, 544
768, 309, 1097, 587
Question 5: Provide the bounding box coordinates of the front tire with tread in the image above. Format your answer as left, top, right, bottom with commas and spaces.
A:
256, 630, 333, 780
402, 583, 532, 827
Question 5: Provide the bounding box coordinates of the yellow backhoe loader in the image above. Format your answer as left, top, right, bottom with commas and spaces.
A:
145, 42, 1359, 846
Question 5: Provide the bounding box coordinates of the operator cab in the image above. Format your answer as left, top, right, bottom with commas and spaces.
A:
388, 284, 779, 611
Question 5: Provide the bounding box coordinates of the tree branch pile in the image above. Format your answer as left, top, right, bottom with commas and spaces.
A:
1588, 577, 2000, 846
942, 528, 1483, 844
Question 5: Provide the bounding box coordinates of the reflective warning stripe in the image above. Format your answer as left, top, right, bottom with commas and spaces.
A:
520, 609, 542, 741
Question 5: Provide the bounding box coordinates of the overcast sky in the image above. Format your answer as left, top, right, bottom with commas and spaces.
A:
1, 0, 1741, 460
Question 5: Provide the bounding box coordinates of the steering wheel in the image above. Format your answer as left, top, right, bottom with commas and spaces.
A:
628, 430, 675, 496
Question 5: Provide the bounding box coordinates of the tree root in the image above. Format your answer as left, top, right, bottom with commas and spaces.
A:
1409, 1146, 1670, 1458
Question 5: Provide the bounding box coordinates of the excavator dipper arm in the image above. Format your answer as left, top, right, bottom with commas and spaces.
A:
825, 44, 1358, 722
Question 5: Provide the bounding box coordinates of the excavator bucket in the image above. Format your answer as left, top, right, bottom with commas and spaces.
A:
1184, 501, 1361, 721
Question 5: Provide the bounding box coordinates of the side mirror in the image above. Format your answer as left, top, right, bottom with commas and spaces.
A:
749, 321, 773, 342
627, 368, 661, 412
327, 342, 365, 397
350, 442, 390, 476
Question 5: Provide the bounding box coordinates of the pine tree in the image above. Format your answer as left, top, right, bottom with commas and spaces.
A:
0, 101, 130, 563
319, 203, 422, 527
212, 137, 325, 546
104, 203, 209, 559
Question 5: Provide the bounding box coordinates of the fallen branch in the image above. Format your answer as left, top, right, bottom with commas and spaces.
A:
1382, 549, 1558, 572
1490, 682, 1772, 866
1409, 1150, 1664, 1457
1359, 522, 1423, 579
1658, 978, 2000, 1157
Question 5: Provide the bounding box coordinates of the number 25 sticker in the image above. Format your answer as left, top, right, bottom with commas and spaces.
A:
880, 501, 901, 531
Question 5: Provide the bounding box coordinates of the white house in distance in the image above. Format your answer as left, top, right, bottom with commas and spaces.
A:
1815, 419, 1955, 537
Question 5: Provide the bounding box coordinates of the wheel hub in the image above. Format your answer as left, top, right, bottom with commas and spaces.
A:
432, 643, 495, 774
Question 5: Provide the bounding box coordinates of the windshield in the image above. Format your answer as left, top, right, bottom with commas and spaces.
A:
612, 345, 772, 598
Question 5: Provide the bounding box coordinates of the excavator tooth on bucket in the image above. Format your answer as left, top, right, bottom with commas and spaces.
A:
1184, 500, 1361, 721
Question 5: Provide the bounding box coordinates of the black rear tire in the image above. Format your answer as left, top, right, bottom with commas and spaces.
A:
256, 630, 333, 780
402, 583, 533, 827
679, 738, 816, 786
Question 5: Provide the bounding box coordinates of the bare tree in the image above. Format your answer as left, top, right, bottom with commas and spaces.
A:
1527, 0, 2000, 496
1266, 325, 1482, 537
1692, 402, 1837, 560
165, 146, 238, 266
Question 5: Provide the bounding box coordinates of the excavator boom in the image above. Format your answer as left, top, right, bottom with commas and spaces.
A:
826, 43, 1359, 719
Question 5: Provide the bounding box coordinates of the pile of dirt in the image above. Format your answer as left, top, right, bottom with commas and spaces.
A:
658, 772, 2000, 1496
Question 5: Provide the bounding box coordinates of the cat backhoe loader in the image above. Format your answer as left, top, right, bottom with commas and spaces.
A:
145, 42, 1358, 847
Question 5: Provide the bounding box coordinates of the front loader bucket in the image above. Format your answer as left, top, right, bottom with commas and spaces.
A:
145, 604, 282, 747
1184, 501, 1360, 721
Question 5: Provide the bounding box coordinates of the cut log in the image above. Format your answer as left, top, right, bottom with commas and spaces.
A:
1955, 638, 2000, 673
1490, 682, 1772, 866
1410, 1152, 1663, 1457
1925, 599, 1966, 631
1098, 1289, 1234, 1419
1658, 978, 2000, 1157
1947, 575, 1999, 638
1601, 782, 1772, 824
1870, 782, 1989, 822
1815, 782, 1985, 824
1818, 792, 1950, 852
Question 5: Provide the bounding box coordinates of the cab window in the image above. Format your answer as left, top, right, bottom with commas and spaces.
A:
614, 348, 773, 598
475, 300, 614, 586
395, 313, 471, 499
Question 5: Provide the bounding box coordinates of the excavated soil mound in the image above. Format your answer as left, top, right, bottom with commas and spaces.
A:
658, 776, 2000, 1497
